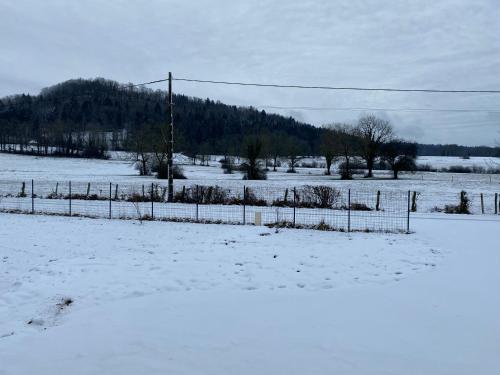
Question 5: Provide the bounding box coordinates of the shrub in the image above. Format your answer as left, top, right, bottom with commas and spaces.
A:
338, 159, 365, 179
298, 185, 341, 208
350, 202, 372, 211
46, 192, 63, 199
471, 165, 485, 174
272, 188, 293, 207
173, 165, 187, 179
444, 165, 472, 173
444, 191, 470, 214
416, 164, 437, 172
299, 161, 319, 168
220, 157, 234, 174
242, 187, 268, 206
198, 185, 230, 204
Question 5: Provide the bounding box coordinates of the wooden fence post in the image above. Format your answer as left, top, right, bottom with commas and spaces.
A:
480, 193, 484, 214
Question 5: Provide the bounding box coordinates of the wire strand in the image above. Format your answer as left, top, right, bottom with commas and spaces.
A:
173, 77, 500, 94
253, 105, 500, 114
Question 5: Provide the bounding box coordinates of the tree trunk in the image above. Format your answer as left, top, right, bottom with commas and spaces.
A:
366, 158, 374, 178
325, 159, 332, 175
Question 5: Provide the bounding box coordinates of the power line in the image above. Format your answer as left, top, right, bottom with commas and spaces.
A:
130, 78, 169, 87
173, 77, 500, 94
253, 105, 500, 114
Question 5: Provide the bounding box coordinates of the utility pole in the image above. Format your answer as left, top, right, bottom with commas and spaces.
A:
167, 72, 174, 202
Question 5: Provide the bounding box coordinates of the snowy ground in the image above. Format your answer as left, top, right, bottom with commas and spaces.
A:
1, 152, 500, 214
1, 213, 499, 374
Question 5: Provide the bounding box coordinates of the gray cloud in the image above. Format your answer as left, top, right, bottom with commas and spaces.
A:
1, 0, 499, 145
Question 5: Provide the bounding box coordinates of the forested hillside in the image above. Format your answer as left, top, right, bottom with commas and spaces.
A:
0, 78, 320, 158
0, 78, 498, 159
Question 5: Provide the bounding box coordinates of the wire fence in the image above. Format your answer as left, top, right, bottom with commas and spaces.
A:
0, 179, 412, 233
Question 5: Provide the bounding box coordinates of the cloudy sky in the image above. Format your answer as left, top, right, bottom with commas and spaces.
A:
1, 0, 499, 146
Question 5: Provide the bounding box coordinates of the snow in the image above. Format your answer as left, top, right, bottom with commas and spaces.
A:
2, 152, 499, 214
1, 213, 500, 374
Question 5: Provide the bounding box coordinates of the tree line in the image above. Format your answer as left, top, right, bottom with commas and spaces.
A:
0, 78, 498, 173
0, 78, 320, 160
234, 115, 417, 180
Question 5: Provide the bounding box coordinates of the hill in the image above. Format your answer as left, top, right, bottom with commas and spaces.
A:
0, 78, 498, 158
0, 78, 320, 157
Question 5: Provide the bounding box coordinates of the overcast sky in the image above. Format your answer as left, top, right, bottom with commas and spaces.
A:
1, 0, 499, 146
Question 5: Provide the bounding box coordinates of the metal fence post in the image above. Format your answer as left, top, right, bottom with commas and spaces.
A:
109, 182, 112, 219
31, 179, 34, 214
407, 190, 411, 233
293, 187, 296, 227
347, 189, 351, 233
243, 185, 246, 225
151, 182, 154, 219
69, 181, 72, 216
196, 185, 199, 222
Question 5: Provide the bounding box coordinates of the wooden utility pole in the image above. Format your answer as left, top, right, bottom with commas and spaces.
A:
167, 72, 174, 202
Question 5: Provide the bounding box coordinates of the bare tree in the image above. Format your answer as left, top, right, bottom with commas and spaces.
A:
240, 137, 267, 180
127, 125, 153, 176
381, 140, 417, 179
320, 126, 338, 175
357, 115, 394, 178
283, 136, 306, 173
332, 124, 359, 180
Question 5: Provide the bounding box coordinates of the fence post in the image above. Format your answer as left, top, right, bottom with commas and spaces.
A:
69, 181, 72, 217
196, 185, 199, 222
293, 187, 296, 227
495, 193, 498, 215
407, 190, 411, 234
411, 191, 417, 212
31, 179, 34, 214
243, 185, 246, 225
376, 190, 380, 211
480, 193, 484, 214
347, 189, 351, 233
142, 185, 145, 201
109, 183, 112, 219
151, 182, 154, 220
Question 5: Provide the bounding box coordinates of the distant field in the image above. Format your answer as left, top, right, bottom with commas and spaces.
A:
1, 152, 499, 214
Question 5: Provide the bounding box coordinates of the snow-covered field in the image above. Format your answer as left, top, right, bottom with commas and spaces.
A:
1, 152, 499, 214
1, 153, 499, 373
1, 213, 499, 374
